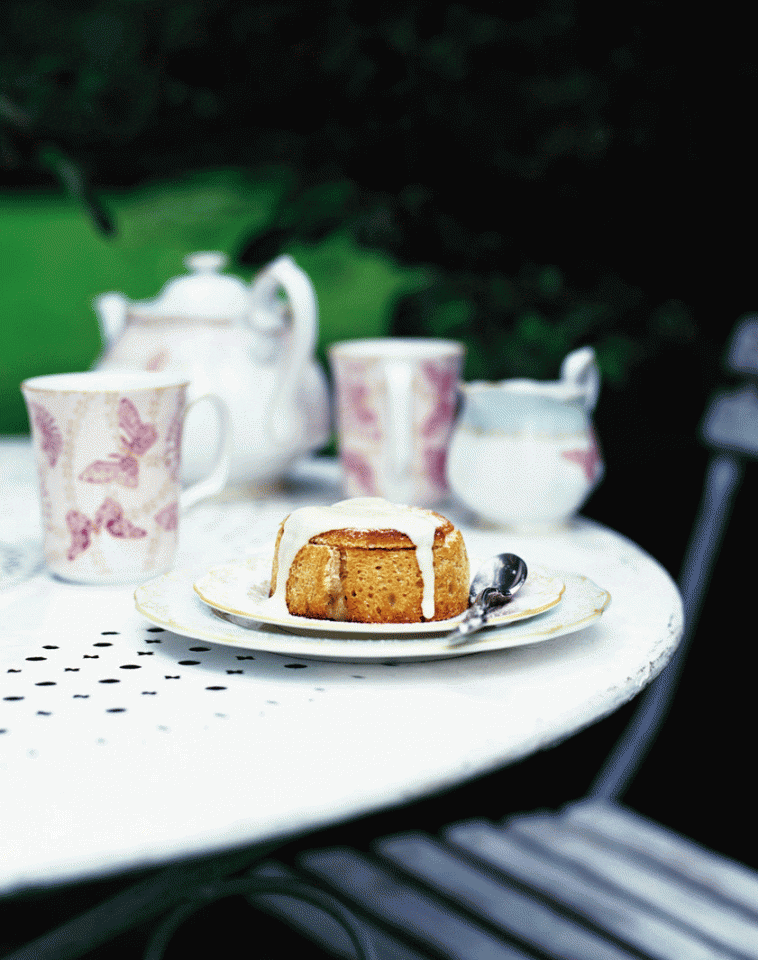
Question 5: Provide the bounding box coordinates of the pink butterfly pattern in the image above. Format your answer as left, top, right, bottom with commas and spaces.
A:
561, 427, 603, 482
31, 403, 63, 468
337, 362, 381, 442
424, 447, 448, 491
79, 453, 139, 487
145, 349, 169, 371
154, 501, 178, 532
66, 497, 147, 561
421, 362, 458, 438
79, 397, 157, 488
119, 397, 158, 454
341, 450, 377, 494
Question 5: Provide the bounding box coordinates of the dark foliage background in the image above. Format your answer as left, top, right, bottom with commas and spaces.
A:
2, 0, 706, 387
2, 0, 723, 563
3, 2, 758, 949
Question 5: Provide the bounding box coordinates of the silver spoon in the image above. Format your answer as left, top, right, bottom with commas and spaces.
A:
448, 553, 527, 646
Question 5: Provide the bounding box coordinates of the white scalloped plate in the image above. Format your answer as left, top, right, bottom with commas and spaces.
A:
134, 557, 610, 661
192, 554, 565, 635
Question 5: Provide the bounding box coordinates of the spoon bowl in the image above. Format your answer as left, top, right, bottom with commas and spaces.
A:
468, 552, 527, 605
449, 552, 528, 646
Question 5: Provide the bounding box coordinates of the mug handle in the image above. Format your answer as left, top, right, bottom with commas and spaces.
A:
180, 393, 232, 510
384, 362, 415, 500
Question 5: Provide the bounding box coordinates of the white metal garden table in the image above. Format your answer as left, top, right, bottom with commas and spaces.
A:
0, 436, 683, 897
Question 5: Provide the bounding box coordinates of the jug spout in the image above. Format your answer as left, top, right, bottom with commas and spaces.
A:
94, 292, 128, 349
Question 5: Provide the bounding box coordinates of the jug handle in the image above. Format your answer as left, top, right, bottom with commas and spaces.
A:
561, 346, 601, 413
248, 255, 318, 446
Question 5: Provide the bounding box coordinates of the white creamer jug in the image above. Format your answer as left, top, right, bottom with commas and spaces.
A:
447, 347, 603, 529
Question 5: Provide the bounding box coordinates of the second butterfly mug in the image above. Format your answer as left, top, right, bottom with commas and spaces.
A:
329, 338, 465, 506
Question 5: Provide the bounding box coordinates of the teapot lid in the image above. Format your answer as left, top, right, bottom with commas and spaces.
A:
130, 252, 250, 320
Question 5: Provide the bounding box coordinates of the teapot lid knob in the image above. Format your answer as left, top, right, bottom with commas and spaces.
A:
184, 251, 228, 274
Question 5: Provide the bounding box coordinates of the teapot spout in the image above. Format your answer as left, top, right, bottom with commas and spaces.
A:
94, 292, 128, 349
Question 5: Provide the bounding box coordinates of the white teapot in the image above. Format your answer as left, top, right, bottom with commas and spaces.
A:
447, 347, 604, 530
94, 252, 330, 487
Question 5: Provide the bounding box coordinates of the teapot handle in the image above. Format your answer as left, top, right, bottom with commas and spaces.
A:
560, 346, 601, 413
94, 292, 128, 350
248, 255, 318, 446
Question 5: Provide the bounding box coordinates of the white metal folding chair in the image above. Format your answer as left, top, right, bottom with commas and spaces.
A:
244, 317, 758, 960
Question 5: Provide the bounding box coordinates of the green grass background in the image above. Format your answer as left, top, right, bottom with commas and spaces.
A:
1, 168, 431, 434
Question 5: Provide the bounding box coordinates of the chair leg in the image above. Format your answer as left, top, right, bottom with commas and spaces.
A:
1, 843, 283, 960
588, 451, 743, 803
143, 874, 380, 960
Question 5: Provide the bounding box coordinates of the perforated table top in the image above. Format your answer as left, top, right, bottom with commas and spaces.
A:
1, 438, 683, 897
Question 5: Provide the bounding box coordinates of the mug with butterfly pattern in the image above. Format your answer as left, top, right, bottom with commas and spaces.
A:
21, 371, 231, 584
329, 338, 465, 506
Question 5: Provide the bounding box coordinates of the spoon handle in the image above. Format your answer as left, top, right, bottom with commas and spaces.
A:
447, 587, 511, 647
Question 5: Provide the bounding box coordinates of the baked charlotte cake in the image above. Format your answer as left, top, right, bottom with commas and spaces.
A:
268, 497, 470, 624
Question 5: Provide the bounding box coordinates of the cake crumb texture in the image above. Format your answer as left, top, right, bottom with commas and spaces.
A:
274, 522, 469, 624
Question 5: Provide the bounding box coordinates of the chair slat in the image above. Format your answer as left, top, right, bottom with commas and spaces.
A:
375, 831, 641, 960
564, 801, 758, 915
506, 807, 758, 957
446, 819, 740, 960
297, 846, 536, 960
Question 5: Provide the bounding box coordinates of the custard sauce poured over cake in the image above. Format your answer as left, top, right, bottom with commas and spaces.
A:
267, 497, 470, 624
